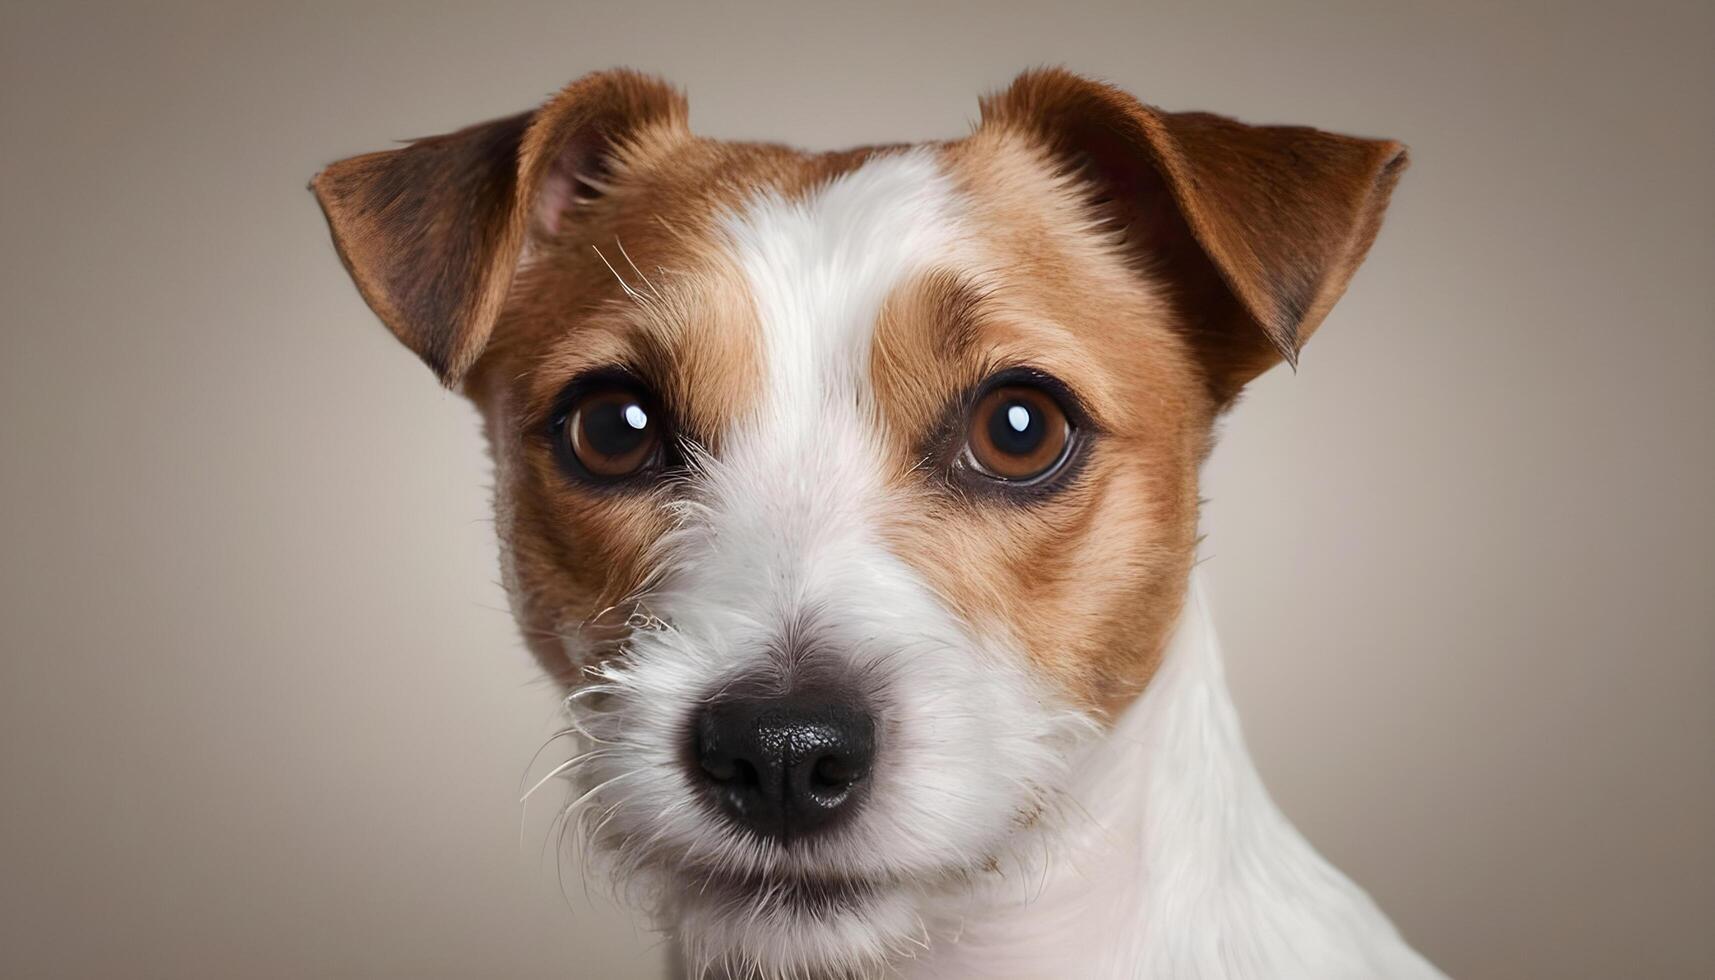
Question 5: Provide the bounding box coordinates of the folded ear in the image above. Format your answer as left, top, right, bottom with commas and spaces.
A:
310, 70, 688, 386
980, 68, 1408, 403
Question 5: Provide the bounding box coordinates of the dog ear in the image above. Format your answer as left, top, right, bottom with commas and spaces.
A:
310, 70, 688, 386
980, 68, 1408, 404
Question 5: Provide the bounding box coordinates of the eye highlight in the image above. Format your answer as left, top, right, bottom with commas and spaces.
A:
963, 382, 1075, 483
552, 377, 665, 481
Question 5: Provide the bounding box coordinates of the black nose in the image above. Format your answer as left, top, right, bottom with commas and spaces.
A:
691, 693, 875, 842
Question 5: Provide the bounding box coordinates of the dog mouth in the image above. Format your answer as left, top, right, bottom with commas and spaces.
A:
668, 861, 933, 980
680, 864, 888, 916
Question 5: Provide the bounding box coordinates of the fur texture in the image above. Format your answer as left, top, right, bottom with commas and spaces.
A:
904, 574, 1445, 979
310, 68, 1428, 979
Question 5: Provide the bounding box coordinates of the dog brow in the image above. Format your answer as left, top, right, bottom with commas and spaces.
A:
899, 268, 992, 363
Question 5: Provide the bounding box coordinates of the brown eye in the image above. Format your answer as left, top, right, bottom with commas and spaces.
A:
964, 384, 1073, 482
560, 384, 662, 479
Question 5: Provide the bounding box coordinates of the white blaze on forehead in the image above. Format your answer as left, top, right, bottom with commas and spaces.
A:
556, 151, 1089, 966
720, 149, 962, 426
696, 149, 966, 612
648, 150, 1081, 889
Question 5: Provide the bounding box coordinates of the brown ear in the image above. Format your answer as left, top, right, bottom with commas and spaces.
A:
981, 68, 1408, 403
310, 70, 687, 386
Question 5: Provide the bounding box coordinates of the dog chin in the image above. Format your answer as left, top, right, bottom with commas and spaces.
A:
665, 868, 930, 980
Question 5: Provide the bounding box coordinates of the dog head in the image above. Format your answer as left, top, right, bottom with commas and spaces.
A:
314, 68, 1404, 979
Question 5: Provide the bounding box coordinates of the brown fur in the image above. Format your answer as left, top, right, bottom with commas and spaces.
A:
311, 68, 1405, 711
865, 131, 1207, 711
981, 69, 1409, 405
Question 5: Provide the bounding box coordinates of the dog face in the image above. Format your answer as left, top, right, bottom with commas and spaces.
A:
314, 69, 1404, 978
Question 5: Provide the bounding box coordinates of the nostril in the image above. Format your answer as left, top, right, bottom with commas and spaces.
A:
729, 757, 761, 789
809, 753, 861, 790
694, 734, 761, 787
694, 733, 733, 782
699, 754, 735, 783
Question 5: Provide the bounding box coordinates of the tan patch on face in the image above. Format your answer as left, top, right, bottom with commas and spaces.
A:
868, 131, 1216, 713
465, 134, 910, 682
465, 120, 1216, 712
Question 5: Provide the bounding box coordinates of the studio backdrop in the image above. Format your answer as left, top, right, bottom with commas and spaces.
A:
1, 2, 1710, 978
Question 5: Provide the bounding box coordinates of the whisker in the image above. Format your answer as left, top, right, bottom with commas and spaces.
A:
517, 727, 582, 795
560, 767, 649, 815
520, 750, 609, 803
590, 244, 645, 302
614, 236, 664, 301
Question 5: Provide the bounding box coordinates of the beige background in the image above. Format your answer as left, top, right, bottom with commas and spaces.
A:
2, 1, 1711, 978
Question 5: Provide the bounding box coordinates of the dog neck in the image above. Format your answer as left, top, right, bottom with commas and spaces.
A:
903, 571, 1443, 980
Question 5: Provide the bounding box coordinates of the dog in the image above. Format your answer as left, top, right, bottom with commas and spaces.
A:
313, 68, 1438, 980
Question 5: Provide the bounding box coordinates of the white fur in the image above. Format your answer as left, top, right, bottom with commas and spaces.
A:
554, 151, 1087, 979
902, 572, 1446, 979
546, 150, 1441, 980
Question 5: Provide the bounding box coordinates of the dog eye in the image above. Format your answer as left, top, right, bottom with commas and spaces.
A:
964, 383, 1073, 482
557, 383, 663, 479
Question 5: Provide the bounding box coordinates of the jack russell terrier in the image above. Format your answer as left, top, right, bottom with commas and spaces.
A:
313, 68, 1439, 980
